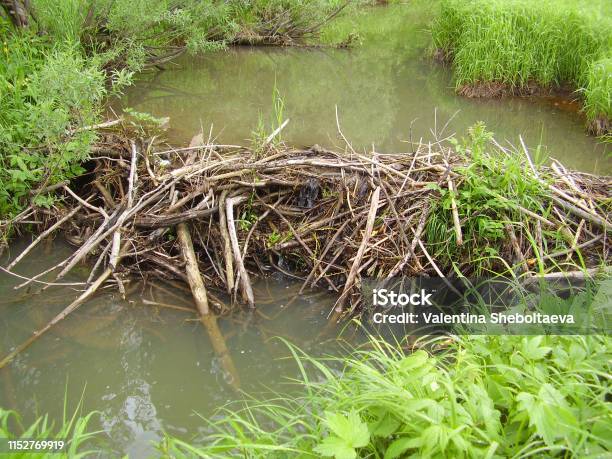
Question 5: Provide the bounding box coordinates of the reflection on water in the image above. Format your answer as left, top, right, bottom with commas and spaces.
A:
0, 239, 342, 457
116, 4, 610, 173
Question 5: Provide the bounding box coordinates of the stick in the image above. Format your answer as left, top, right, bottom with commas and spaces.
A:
218, 190, 234, 294
335, 186, 380, 312
6, 204, 82, 271
0, 246, 126, 369
386, 202, 430, 279
447, 177, 463, 246
110, 141, 139, 271
548, 194, 611, 232
505, 222, 528, 273
264, 118, 290, 145
226, 197, 255, 308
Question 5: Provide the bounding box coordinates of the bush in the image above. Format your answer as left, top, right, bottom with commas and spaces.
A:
0, 29, 106, 215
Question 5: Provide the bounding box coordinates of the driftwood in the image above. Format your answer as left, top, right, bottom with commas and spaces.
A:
0, 131, 610, 367
177, 222, 240, 389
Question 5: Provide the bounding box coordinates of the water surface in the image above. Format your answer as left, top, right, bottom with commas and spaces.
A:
2, 4, 611, 458
0, 240, 342, 457
118, 4, 610, 173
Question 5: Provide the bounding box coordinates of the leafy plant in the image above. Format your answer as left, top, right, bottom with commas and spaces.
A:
425, 123, 551, 274
314, 411, 370, 459
158, 328, 612, 458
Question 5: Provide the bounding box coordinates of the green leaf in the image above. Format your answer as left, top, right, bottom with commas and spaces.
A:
314, 436, 357, 459
522, 336, 552, 360
398, 350, 429, 371
370, 412, 401, 437
517, 384, 578, 446
384, 436, 421, 459
318, 411, 370, 458
325, 411, 367, 446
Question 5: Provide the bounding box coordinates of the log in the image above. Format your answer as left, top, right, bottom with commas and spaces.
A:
177, 222, 240, 389
177, 223, 209, 315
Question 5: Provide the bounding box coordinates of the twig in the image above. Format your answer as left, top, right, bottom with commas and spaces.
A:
335, 186, 380, 312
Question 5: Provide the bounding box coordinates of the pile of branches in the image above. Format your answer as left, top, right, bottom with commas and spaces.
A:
4, 131, 611, 315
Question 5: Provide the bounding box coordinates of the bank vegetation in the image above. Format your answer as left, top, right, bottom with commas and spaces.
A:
431, 0, 612, 137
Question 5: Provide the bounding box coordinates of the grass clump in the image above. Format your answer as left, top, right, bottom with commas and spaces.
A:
431, 0, 612, 134
425, 123, 556, 276
583, 57, 612, 136
0, 401, 100, 458
159, 333, 612, 458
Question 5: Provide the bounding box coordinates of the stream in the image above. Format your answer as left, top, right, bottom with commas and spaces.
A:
1, 4, 610, 458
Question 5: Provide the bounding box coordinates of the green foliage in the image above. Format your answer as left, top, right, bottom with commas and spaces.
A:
159, 333, 612, 458
314, 411, 370, 459
267, 230, 283, 247
426, 123, 550, 274
583, 57, 612, 122
0, 398, 100, 459
250, 82, 287, 155
30, 0, 349, 68
0, 30, 106, 216
431, 0, 612, 125
0, 0, 348, 218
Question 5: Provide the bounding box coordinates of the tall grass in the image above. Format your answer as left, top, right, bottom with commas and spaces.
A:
431, 0, 612, 132
159, 333, 612, 458
583, 57, 612, 134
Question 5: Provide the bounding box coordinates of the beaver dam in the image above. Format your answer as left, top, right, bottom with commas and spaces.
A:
1, 128, 610, 373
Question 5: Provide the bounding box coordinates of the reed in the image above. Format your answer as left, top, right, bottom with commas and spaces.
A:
0, 394, 101, 459
431, 0, 612, 134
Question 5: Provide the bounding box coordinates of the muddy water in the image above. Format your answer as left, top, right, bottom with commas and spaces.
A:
117, 5, 610, 173
0, 240, 348, 457
2, 4, 611, 458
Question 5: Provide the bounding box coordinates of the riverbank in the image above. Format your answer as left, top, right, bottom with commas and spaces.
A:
431, 0, 612, 136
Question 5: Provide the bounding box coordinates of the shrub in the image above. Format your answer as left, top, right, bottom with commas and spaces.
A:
0, 30, 106, 215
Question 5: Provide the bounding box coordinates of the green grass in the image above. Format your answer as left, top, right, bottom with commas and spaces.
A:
431, 0, 612, 133
0, 392, 101, 459
159, 332, 612, 458
583, 57, 612, 134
